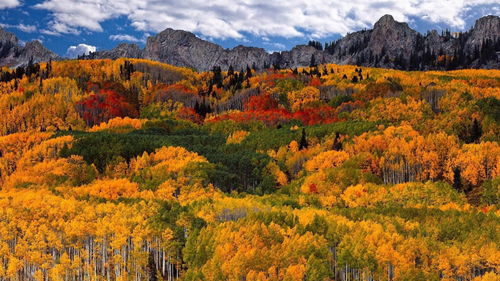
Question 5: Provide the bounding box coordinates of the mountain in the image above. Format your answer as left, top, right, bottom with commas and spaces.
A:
327, 14, 500, 70
0, 27, 60, 67
88, 14, 499, 71
2, 15, 499, 70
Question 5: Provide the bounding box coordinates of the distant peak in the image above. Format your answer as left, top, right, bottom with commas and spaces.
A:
474, 15, 500, 27
25, 40, 43, 47
373, 14, 413, 32
375, 14, 396, 26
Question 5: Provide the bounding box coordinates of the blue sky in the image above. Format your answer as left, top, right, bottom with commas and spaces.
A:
1, 0, 499, 58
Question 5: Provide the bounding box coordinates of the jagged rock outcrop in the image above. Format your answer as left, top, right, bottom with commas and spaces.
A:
144, 28, 226, 70
92, 43, 144, 59
0, 27, 59, 67
274, 45, 333, 69
369, 15, 418, 56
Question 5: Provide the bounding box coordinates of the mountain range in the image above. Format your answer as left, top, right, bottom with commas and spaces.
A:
1, 14, 499, 71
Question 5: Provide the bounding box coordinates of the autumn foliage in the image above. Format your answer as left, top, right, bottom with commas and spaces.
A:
0, 58, 498, 281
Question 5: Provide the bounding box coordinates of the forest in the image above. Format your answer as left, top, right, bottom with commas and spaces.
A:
0, 57, 498, 281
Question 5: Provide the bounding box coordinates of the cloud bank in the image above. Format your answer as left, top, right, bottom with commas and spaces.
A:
31, 0, 500, 40
0, 0, 19, 9
65, 43, 96, 58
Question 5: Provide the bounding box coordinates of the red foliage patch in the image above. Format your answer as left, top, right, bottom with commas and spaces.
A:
293, 106, 338, 125
244, 94, 279, 111
176, 106, 202, 123
308, 78, 322, 87
209, 99, 338, 127
309, 183, 318, 194
75, 89, 138, 127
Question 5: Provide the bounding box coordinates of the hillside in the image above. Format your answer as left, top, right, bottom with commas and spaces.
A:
0, 58, 499, 280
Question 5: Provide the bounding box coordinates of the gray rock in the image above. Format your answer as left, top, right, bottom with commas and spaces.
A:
94, 43, 144, 59
0, 27, 60, 67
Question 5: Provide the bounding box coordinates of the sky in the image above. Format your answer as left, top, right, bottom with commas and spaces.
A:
1, 0, 499, 58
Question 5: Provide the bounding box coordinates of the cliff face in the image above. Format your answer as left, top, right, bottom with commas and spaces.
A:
1, 15, 499, 70
465, 15, 500, 50
0, 28, 59, 67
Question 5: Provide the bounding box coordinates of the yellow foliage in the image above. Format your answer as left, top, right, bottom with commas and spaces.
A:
266, 161, 288, 186
341, 184, 388, 208
226, 130, 250, 144
446, 142, 500, 186
472, 272, 500, 281
89, 117, 147, 133
5, 156, 96, 189
304, 150, 349, 171
75, 178, 139, 200
130, 146, 208, 174
288, 86, 320, 111
17, 135, 73, 169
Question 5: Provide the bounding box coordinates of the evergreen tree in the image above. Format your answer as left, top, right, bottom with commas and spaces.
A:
245, 65, 252, 79
212, 66, 223, 88
452, 167, 462, 191
310, 55, 317, 67
299, 128, 308, 150
333, 132, 342, 151
471, 118, 482, 143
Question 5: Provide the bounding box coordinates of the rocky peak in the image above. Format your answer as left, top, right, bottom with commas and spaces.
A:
144, 28, 225, 70
369, 14, 418, 56
0, 27, 18, 45
474, 15, 500, 33
0, 28, 59, 67
374, 15, 396, 28
0, 27, 19, 60
19, 40, 59, 64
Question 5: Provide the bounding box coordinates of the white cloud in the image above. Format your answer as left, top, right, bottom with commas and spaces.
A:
65, 43, 96, 58
34, 0, 500, 39
0, 0, 20, 9
17, 24, 36, 33
0, 23, 36, 33
109, 34, 142, 42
